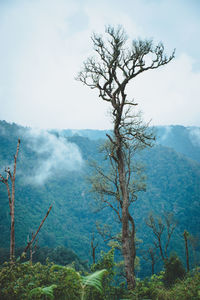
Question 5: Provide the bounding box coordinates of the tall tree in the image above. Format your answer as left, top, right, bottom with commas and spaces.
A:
77, 25, 175, 289
0, 139, 20, 263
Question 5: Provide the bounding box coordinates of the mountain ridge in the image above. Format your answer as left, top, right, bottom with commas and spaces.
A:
0, 120, 199, 276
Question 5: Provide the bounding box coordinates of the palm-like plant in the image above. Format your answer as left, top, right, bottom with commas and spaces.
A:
80, 269, 107, 300
28, 266, 107, 300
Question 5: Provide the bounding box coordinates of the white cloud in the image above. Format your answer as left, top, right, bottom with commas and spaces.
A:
0, 0, 200, 129
0, 0, 113, 129
129, 53, 200, 126
24, 128, 83, 184
188, 127, 200, 147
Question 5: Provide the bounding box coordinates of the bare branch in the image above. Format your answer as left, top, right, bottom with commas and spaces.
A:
21, 204, 53, 257
146, 212, 176, 262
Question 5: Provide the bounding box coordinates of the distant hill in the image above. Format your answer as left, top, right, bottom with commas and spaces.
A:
156, 125, 200, 163
0, 120, 199, 277
53, 125, 200, 163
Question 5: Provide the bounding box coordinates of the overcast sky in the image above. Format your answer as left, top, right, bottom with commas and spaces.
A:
0, 0, 200, 129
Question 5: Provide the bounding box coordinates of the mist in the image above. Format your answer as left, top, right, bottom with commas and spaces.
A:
188, 127, 200, 147
23, 128, 83, 185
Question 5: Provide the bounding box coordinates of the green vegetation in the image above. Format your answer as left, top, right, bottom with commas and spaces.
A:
130, 268, 200, 300
80, 269, 107, 300
0, 120, 200, 277
0, 261, 81, 299
0, 253, 199, 299
163, 254, 186, 287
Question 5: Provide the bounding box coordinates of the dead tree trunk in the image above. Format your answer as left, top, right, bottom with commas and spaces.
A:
0, 139, 20, 263
29, 233, 38, 266
183, 230, 190, 272
91, 233, 98, 264
142, 246, 158, 275
21, 204, 52, 258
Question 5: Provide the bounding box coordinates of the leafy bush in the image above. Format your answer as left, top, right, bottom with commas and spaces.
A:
0, 260, 109, 300
0, 261, 81, 299
129, 268, 200, 300
163, 254, 186, 287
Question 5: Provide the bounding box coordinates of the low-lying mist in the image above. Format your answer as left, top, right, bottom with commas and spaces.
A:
23, 128, 83, 185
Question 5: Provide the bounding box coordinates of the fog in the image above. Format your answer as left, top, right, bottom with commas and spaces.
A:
188, 127, 200, 147
23, 129, 83, 185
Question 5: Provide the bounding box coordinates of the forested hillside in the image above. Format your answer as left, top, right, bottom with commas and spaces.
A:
0, 120, 200, 278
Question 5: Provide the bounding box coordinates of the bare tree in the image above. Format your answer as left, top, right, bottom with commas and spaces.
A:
183, 230, 190, 272
21, 204, 53, 259
91, 233, 98, 264
142, 245, 158, 275
0, 139, 20, 263
146, 212, 177, 262
77, 25, 175, 289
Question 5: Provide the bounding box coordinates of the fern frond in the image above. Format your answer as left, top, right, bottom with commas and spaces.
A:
28, 284, 57, 299
81, 269, 107, 293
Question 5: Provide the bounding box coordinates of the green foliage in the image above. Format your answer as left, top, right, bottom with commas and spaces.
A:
130, 272, 165, 299
0, 121, 200, 277
129, 268, 200, 300
89, 247, 127, 300
80, 269, 107, 300
0, 260, 109, 300
0, 261, 81, 300
0, 246, 88, 272
163, 254, 186, 287
88, 247, 115, 299
28, 284, 57, 299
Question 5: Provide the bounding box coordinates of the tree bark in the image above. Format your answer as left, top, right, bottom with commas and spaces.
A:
116, 127, 136, 289
10, 204, 15, 263
10, 139, 20, 263
121, 195, 136, 289
91, 234, 98, 265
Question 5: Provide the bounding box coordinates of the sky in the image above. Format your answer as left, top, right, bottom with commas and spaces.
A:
0, 0, 200, 130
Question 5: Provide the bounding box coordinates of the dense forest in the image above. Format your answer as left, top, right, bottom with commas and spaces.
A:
0, 120, 200, 299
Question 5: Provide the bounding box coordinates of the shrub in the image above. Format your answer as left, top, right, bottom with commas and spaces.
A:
163, 255, 186, 287
0, 261, 81, 299
129, 268, 200, 300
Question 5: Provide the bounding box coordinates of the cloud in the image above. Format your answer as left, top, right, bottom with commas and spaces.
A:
188, 127, 200, 147
158, 126, 172, 142
24, 128, 83, 185
0, 0, 112, 129
0, 0, 200, 129
0, 123, 6, 136
129, 53, 200, 126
